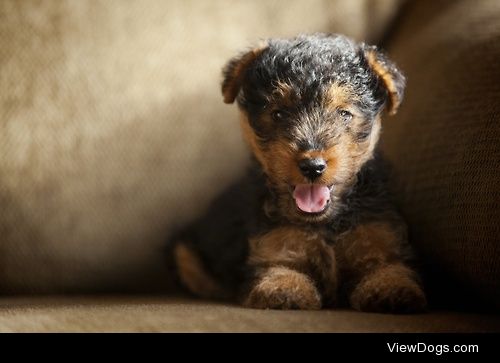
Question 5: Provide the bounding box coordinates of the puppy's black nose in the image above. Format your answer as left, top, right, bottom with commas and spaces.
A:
298, 158, 326, 180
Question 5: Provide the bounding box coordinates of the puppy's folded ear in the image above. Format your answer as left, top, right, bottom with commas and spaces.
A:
222, 44, 268, 104
363, 45, 406, 115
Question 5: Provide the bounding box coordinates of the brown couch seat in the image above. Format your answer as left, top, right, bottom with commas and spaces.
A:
1, 295, 499, 332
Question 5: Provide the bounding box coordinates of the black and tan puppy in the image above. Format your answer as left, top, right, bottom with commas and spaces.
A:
169, 33, 427, 312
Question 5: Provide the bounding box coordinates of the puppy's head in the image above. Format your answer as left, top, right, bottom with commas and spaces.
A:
222, 34, 405, 223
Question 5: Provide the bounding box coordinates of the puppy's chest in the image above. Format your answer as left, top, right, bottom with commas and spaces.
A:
248, 223, 336, 251
246, 223, 340, 272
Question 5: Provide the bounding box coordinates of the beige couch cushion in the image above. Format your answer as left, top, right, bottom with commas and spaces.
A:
382, 0, 500, 309
0, 0, 401, 293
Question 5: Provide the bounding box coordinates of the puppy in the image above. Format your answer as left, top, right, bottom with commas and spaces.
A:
169, 33, 427, 312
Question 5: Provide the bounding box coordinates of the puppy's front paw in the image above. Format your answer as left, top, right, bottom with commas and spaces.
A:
244, 267, 321, 310
350, 264, 427, 314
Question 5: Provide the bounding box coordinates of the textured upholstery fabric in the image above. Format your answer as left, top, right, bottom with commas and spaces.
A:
0, 0, 401, 293
0, 296, 499, 332
382, 0, 500, 310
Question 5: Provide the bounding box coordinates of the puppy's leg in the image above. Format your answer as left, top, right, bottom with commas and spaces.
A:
244, 226, 337, 310
336, 222, 427, 313
245, 266, 321, 309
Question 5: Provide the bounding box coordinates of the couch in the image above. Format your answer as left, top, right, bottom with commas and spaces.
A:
0, 0, 499, 332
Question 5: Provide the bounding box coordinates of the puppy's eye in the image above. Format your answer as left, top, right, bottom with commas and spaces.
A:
271, 110, 286, 122
338, 109, 353, 121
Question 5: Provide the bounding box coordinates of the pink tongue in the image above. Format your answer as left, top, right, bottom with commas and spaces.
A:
293, 184, 330, 213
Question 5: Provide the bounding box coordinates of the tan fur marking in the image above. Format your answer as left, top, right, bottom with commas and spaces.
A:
239, 113, 270, 173
366, 51, 400, 115
346, 115, 382, 164
325, 83, 359, 110
364, 115, 382, 157
239, 119, 307, 186
244, 266, 322, 310
268, 139, 303, 185
174, 243, 226, 299
240, 112, 318, 188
